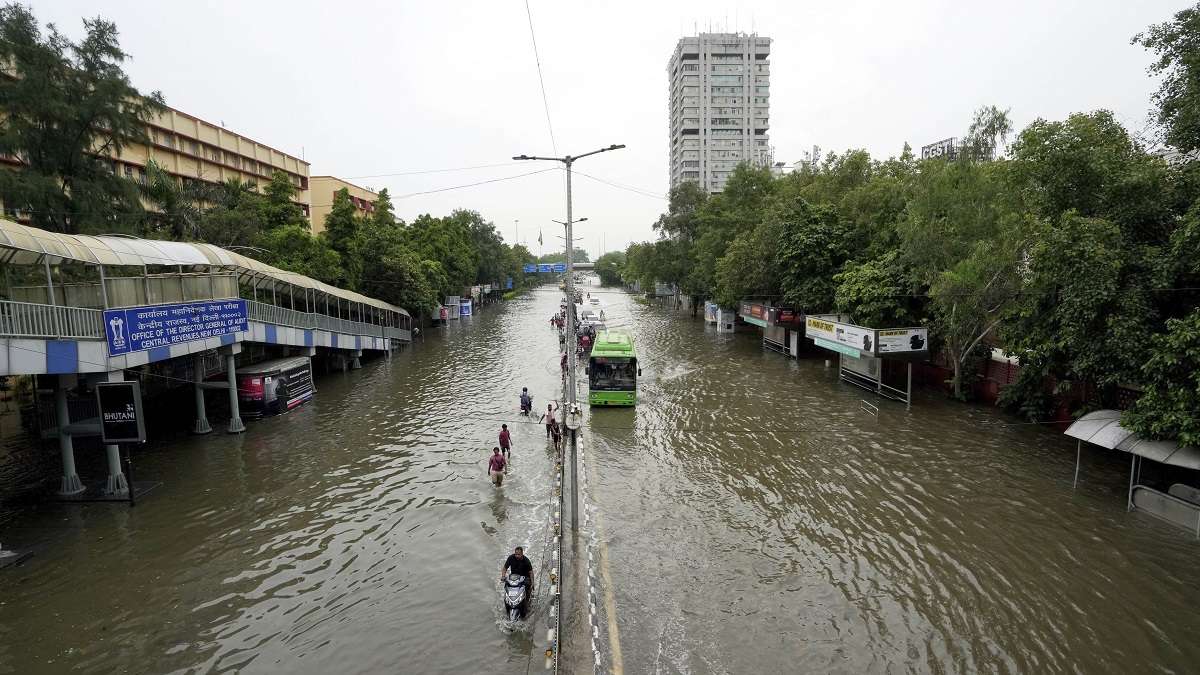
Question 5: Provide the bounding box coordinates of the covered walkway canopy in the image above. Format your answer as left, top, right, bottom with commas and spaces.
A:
1065, 409, 1200, 535
0, 219, 407, 317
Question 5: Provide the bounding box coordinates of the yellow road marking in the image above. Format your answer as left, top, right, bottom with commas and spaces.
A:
585, 443, 624, 674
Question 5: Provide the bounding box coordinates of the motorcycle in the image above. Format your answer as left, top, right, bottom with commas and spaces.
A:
502, 573, 529, 622
520, 395, 533, 416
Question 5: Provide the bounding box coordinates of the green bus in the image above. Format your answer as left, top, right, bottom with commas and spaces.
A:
587, 330, 640, 406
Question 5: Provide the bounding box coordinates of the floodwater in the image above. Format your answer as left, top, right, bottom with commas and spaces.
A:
1, 286, 1198, 674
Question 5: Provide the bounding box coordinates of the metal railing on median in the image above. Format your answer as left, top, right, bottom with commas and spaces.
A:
0, 300, 104, 339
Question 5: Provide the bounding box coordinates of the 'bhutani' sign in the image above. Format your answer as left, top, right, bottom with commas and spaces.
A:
95, 381, 146, 444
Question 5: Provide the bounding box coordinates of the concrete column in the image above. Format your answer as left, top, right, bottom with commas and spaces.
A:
102, 370, 129, 496
55, 376, 84, 495
350, 350, 362, 370
192, 353, 212, 434
226, 353, 245, 433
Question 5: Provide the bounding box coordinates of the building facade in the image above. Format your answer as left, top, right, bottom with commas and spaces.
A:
308, 177, 378, 235
667, 33, 772, 193
1, 106, 311, 223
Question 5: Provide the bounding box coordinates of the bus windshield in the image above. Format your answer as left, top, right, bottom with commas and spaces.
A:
589, 357, 636, 391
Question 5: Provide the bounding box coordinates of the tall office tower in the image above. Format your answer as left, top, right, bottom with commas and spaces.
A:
667, 33, 772, 194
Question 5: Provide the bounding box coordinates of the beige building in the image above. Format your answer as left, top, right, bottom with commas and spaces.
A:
2, 105, 311, 222
308, 176, 378, 235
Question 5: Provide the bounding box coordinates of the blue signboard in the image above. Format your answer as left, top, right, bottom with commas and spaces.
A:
523, 263, 537, 273
460, 300, 473, 316
538, 263, 553, 273
552, 262, 566, 273
505, 277, 513, 289
104, 299, 248, 356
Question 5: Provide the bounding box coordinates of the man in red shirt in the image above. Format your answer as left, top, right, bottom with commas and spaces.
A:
488, 447, 507, 486
499, 424, 512, 458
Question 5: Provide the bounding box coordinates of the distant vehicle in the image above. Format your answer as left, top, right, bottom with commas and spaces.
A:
236, 356, 314, 417
588, 297, 601, 305
580, 309, 599, 323
587, 330, 640, 406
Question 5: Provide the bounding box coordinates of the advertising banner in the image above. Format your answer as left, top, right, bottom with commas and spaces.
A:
769, 307, 803, 328
505, 277, 513, 290
104, 299, 246, 356
523, 263, 537, 273
740, 302, 768, 327
95, 381, 146, 443
460, 300, 473, 316
877, 328, 929, 354
806, 316, 873, 355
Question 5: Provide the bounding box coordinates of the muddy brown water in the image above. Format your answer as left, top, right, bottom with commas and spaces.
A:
1, 287, 1197, 674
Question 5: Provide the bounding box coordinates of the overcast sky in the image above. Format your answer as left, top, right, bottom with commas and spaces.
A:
36, 0, 1184, 257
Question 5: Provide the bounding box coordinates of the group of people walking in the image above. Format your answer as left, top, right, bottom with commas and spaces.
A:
488, 391, 561, 487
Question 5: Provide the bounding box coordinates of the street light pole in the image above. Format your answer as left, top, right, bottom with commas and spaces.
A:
514, 144, 624, 531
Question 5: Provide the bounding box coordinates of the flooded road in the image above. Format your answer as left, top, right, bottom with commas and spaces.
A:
583, 291, 1200, 674
2, 286, 1199, 674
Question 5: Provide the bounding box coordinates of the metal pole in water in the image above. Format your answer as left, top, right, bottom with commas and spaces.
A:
1080, 439, 1089, 485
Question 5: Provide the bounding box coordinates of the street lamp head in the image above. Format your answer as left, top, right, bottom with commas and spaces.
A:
577, 217, 589, 223
513, 155, 530, 160
608, 144, 626, 151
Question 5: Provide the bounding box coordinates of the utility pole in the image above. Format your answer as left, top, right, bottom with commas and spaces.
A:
514, 144, 624, 530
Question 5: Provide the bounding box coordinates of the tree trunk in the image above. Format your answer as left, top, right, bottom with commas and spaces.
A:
952, 359, 963, 400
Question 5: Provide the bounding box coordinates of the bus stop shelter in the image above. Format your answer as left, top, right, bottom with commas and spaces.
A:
1065, 409, 1200, 536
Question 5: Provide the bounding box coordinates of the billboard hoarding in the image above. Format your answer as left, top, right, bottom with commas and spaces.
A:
877, 328, 929, 353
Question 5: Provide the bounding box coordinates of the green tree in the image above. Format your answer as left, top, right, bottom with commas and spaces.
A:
320, 188, 364, 289
260, 171, 307, 231
1008, 111, 1176, 244
594, 250, 626, 286
370, 187, 397, 229
258, 224, 343, 284
1134, 3, 1200, 153
194, 178, 262, 248
1122, 309, 1200, 446
834, 251, 921, 328
776, 198, 849, 312
0, 3, 164, 233
140, 159, 207, 240
999, 213, 1163, 415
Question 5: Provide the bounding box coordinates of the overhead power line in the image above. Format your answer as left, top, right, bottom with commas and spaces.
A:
391, 167, 559, 200
523, 0, 558, 155
570, 169, 668, 201
343, 162, 527, 180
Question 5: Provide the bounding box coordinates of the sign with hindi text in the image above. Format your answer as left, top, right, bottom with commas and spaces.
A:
104, 300, 247, 356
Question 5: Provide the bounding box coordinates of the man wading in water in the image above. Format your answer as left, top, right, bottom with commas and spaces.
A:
499, 424, 512, 459
488, 447, 507, 486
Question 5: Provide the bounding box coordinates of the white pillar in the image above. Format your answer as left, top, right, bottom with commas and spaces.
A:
226, 352, 244, 433
192, 353, 211, 434
55, 376, 84, 495
350, 350, 362, 370
102, 370, 129, 496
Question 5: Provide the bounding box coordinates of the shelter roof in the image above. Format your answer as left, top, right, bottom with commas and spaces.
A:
0, 219, 407, 316
1065, 410, 1200, 470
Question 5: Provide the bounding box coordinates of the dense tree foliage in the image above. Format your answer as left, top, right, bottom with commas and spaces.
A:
615, 3, 1200, 436
0, 4, 164, 234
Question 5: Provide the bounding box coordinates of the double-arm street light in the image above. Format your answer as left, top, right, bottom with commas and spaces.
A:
514, 145, 623, 530
513, 145, 623, 412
